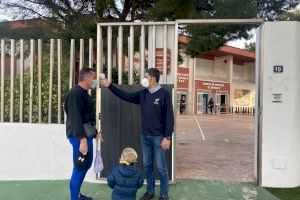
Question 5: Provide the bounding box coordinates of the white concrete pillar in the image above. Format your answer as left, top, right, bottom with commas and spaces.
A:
186, 57, 195, 114
261, 21, 300, 187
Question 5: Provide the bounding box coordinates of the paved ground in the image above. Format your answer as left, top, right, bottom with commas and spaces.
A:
0, 179, 279, 200
176, 114, 255, 182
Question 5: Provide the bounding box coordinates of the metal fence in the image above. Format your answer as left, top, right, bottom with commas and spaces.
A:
0, 19, 263, 125
0, 24, 177, 124
0, 38, 97, 123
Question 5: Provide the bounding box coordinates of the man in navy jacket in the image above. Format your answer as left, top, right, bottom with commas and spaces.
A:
101, 68, 174, 200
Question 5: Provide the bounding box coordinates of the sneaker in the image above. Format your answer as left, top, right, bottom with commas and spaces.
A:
78, 193, 93, 200
140, 192, 154, 200
159, 196, 169, 200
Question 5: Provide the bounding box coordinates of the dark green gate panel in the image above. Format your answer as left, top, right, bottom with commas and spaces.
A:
101, 84, 173, 180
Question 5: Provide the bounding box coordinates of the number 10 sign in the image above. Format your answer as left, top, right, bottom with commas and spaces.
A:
273, 65, 283, 73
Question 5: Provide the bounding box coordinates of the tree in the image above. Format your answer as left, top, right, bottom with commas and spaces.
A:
280, 9, 300, 21
146, 0, 298, 56
0, 0, 158, 40
0, 0, 298, 56
245, 42, 256, 52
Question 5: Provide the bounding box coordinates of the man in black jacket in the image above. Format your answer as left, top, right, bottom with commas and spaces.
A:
64, 68, 100, 200
101, 68, 174, 200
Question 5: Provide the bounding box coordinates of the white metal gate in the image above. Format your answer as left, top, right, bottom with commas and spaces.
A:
0, 19, 264, 185
95, 19, 263, 184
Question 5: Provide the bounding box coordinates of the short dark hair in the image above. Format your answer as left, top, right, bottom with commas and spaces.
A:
146, 68, 160, 82
79, 68, 95, 81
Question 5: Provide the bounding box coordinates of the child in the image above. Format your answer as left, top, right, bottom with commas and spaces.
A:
108, 148, 144, 200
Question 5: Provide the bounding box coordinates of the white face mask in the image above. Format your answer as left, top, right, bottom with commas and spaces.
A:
91, 79, 98, 89
141, 78, 150, 88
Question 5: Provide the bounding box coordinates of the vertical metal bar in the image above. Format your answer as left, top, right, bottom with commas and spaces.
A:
89, 38, 94, 69
10, 39, 15, 122
29, 39, 35, 123
172, 22, 179, 183
1, 39, 5, 122
96, 25, 102, 130
10, 40, 15, 122
140, 25, 145, 82
100, 38, 103, 73
128, 37, 130, 84
19, 39, 24, 122
107, 26, 112, 82
69, 39, 75, 90
88, 38, 94, 95
0, 40, 4, 122
118, 26, 123, 85
80, 39, 84, 70
163, 25, 168, 84
152, 25, 156, 68
38, 39, 42, 123
48, 39, 54, 123
129, 25, 134, 85
96, 25, 103, 180
57, 39, 62, 124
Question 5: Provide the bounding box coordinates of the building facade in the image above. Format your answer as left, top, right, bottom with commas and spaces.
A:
177, 36, 255, 115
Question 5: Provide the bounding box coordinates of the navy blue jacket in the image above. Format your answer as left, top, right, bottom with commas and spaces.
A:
107, 164, 144, 200
108, 84, 174, 137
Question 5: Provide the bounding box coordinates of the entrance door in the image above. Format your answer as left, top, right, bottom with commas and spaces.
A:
216, 91, 229, 113
203, 93, 208, 114
197, 92, 209, 114
179, 94, 187, 114
220, 95, 226, 113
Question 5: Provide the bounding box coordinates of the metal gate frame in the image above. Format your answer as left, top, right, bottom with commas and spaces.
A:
96, 19, 264, 185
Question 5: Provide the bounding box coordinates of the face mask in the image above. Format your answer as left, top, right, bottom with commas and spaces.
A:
141, 78, 149, 88
91, 79, 98, 89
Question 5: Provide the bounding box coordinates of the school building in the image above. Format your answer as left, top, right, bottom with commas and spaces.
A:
177, 35, 255, 114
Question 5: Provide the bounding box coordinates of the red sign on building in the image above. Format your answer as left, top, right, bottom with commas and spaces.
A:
195, 80, 230, 93
155, 48, 171, 74
177, 67, 189, 89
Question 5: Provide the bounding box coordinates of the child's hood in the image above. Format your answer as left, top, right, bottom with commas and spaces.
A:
118, 164, 138, 177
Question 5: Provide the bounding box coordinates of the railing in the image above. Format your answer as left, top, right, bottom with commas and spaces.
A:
213, 105, 255, 115
0, 38, 96, 123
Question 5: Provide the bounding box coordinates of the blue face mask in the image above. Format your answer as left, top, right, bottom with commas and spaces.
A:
91, 79, 98, 89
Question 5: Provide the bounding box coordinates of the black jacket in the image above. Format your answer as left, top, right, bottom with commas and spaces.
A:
64, 85, 96, 138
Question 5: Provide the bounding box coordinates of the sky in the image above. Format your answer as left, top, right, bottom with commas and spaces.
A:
227, 30, 256, 49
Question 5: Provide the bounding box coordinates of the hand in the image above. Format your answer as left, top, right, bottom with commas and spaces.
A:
161, 137, 171, 150
96, 132, 104, 142
100, 78, 110, 87
79, 138, 88, 155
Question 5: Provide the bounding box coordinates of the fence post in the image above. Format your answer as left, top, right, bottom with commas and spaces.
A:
10, 39, 15, 122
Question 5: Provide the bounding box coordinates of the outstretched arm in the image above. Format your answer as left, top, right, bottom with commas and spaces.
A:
108, 84, 141, 104
101, 78, 142, 104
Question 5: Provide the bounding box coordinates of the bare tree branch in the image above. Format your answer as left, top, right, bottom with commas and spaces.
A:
1, 2, 48, 19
